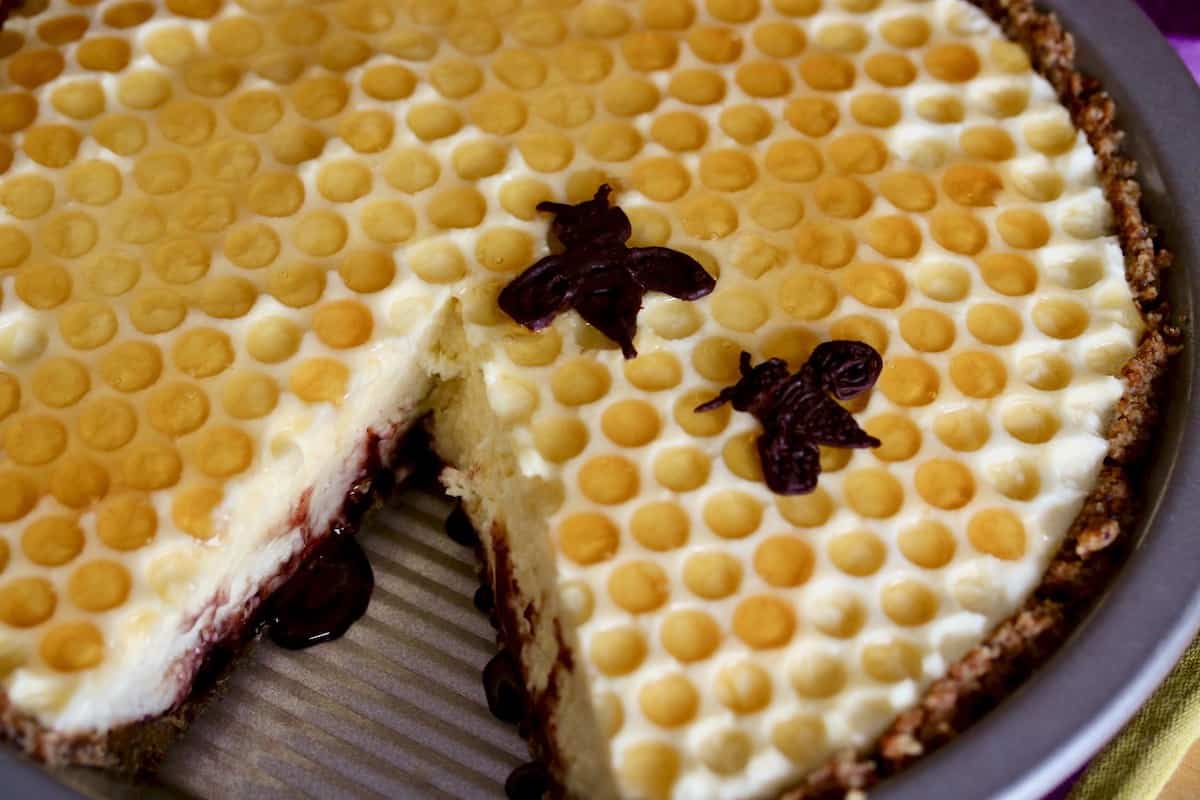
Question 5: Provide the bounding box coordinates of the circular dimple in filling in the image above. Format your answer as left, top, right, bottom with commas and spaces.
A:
723, 432, 764, 482
899, 308, 956, 352
558, 513, 619, 566
3, 175, 55, 219
934, 408, 993, 452
193, 425, 254, 478
59, 301, 116, 351
590, 625, 647, 676
711, 287, 768, 331
531, 415, 588, 464
246, 317, 300, 364
608, 561, 669, 613
652, 447, 711, 493
643, 302, 704, 341
915, 460, 975, 510
146, 384, 209, 438
629, 501, 689, 552
968, 509, 1027, 560
967, 303, 1023, 345
881, 580, 939, 626
807, 588, 866, 639
776, 489, 834, 529
843, 469, 904, 519
22, 515, 84, 566
840, 262, 905, 309
1020, 352, 1074, 391
172, 485, 222, 541
715, 660, 772, 716
41, 622, 105, 672
733, 594, 796, 649
4, 414, 67, 466
293, 210, 348, 258
639, 673, 698, 729
696, 338, 739, 383
950, 351, 1008, 399
862, 414, 920, 462
703, 490, 763, 539
1032, 298, 1091, 340
674, 389, 730, 437
788, 647, 847, 699
987, 457, 1041, 501
600, 400, 660, 447
661, 608, 721, 663
551, 358, 611, 406
828, 530, 886, 577
50, 455, 110, 510
1002, 402, 1060, 444
623, 352, 682, 392
222, 372, 279, 421
619, 741, 680, 800
31, 357, 89, 407
683, 550, 741, 599
68, 560, 131, 612
861, 637, 924, 682
578, 455, 639, 505
754, 536, 814, 588
899, 520, 957, 569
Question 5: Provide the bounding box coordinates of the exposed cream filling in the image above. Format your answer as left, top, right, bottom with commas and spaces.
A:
429, 311, 621, 799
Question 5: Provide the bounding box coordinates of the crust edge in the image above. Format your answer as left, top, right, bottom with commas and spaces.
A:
785, 1, 1181, 796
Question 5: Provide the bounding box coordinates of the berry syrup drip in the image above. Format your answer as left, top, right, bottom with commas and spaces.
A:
698, 341, 883, 494
484, 642, 549, 798
505, 762, 551, 800
483, 650, 527, 725
474, 584, 497, 619
445, 504, 480, 548
262, 533, 374, 650
445, 505, 551, 798
498, 184, 715, 358
262, 434, 396, 649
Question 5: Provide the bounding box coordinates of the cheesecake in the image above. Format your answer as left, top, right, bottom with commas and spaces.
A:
0, 0, 1172, 797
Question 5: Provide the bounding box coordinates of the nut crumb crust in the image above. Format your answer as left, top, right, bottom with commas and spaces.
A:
786, 1, 1180, 796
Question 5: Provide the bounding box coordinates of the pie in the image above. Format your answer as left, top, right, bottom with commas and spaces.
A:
0, 0, 1174, 797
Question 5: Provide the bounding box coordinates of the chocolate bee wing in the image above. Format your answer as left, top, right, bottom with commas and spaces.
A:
768, 379, 880, 450
496, 254, 576, 332
802, 396, 882, 449
758, 429, 821, 495
626, 247, 717, 301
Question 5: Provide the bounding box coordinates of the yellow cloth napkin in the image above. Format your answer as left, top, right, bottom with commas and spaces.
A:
1069, 639, 1200, 799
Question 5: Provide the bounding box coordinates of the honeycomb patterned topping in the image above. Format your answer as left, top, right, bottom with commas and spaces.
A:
0, 0, 1140, 795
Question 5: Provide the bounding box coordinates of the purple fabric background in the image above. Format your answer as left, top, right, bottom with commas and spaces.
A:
1140, 0, 1200, 80
1168, 37, 1200, 81
1040, 4, 1195, 799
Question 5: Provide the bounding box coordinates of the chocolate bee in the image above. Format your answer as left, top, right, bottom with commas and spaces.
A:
697, 341, 883, 494
498, 185, 715, 358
